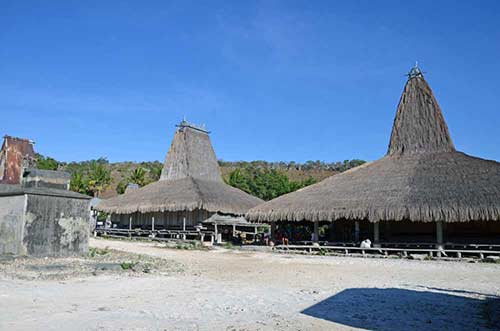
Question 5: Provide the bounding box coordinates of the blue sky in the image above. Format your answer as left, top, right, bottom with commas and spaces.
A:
1, 0, 499, 163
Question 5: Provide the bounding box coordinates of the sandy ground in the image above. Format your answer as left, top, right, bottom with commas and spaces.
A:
1, 238, 499, 331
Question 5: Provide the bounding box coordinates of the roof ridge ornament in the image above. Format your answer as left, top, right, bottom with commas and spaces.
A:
407, 61, 424, 79
176, 118, 210, 134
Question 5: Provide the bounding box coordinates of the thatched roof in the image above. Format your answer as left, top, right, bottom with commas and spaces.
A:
97, 121, 263, 215
202, 213, 248, 225
247, 67, 500, 223
160, 121, 222, 182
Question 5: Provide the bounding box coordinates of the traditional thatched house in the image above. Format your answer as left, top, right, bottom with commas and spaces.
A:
247, 65, 500, 247
96, 121, 263, 231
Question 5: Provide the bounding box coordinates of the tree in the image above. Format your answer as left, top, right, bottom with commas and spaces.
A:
87, 161, 112, 197
129, 167, 147, 187
35, 153, 59, 170
70, 171, 90, 195
227, 167, 317, 201
116, 179, 128, 195
148, 163, 163, 181
227, 168, 251, 193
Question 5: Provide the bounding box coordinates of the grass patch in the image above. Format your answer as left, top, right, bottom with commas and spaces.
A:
120, 262, 136, 270
88, 247, 110, 258
223, 242, 234, 249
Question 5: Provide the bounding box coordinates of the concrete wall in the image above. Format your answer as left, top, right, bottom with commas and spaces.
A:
0, 195, 27, 255
22, 168, 71, 190
23, 195, 90, 256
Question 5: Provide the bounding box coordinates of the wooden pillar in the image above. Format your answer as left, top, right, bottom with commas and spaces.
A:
386, 222, 392, 242
152, 216, 155, 231
329, 222, 335, 242
373, 222, 380, 247
436, 221, 444, 251
129, 216, 132, 231
270, 221, 276, 241
313, 221, 319, 243
354, 221, 360, 243
183, 217, 186, 231
233, 224, 236, 237
214, 223, 218, 244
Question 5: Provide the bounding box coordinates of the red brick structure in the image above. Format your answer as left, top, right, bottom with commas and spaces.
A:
0, 136, 36, 184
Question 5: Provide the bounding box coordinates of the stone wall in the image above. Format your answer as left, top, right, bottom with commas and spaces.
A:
0, 195, 27, 255
23, 194, 90, 256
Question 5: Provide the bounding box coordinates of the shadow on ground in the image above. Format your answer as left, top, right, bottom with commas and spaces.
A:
302, 288, 497, 331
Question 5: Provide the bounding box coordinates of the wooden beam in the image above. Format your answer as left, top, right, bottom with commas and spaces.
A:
313, 221, 319, 243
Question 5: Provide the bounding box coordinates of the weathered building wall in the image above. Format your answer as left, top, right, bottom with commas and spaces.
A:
22, 168, 71, 190
111, 209, 213, 229
0, 136, 35, 184
0, 195, 27, 255
24, 195, 90, 256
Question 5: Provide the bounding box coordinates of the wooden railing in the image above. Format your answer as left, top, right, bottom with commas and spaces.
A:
273, 244, 500, 259
95, 227, 215, 243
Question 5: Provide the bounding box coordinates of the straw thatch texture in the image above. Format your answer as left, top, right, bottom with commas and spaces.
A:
388, 76, 455, 155
96, 177, 263, 215
97, 124, 263, 215
247, 76, 500, 223
160, 125, 222, 182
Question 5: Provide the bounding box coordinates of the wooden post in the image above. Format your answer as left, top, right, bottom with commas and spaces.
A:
386, 222, 392, 242
214, 223, 218, 244
329, 222, 335, 243
152, 216, 155, 232
183, 217, 186, 232
354, 221, 360, 243
270, 221, 276, 241
313, 221, 319, 243
233, 224, 236, 237
436, 221, 444, 249
129, 216, 132, 231
373, 222, 380, 247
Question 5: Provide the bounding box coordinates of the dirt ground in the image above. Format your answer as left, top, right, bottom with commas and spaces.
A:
1, 238, 499, 331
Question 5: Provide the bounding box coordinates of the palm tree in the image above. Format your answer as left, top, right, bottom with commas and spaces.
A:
87, 161, 112, 197
129, 167, 147, 187
70, 171, 89, 195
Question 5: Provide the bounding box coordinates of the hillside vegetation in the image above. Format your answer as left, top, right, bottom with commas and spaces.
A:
35, 154, 366, 200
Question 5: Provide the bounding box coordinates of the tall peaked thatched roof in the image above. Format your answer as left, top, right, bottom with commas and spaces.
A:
388, 70, 455, 155
97, 121, 263, 215
247, 66, 500, 223
160, 121, 222, 182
